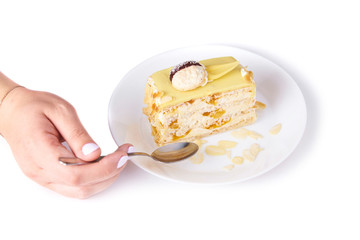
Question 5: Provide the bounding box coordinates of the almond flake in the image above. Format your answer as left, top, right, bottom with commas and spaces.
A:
243, 143, 263, 162
223, 164, 235, 171
232, 156, 244, 165
205, 145, 227, 156
269, 123, 282, 135
218, 140, 238, 148
189, 152, 204, 164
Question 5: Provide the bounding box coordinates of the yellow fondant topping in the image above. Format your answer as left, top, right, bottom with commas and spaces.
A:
206, 60, 240, 81
150, 56, 255, 109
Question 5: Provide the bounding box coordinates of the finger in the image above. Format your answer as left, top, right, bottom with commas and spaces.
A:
31, 117, 132, 186
33, 122, 131, 186
44, 99, 100, 161
54, 144, 133, 186
45, 172, 121, 199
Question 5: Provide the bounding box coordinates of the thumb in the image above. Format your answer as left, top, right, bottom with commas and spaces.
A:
46, 100, 101, 161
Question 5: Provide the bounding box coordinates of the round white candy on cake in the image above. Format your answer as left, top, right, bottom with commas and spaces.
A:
169, 61, 208, 91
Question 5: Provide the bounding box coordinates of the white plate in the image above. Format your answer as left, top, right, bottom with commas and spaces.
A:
108, 45, 307, 184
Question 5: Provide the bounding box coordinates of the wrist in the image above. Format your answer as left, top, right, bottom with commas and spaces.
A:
0, 85, 24, 106
0, 72, 21, 105
0, 72, 24, 137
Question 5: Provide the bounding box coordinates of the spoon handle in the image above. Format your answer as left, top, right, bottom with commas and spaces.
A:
59, 152, 151, 166
128, 152, 151, 157
58, 156, 104, 166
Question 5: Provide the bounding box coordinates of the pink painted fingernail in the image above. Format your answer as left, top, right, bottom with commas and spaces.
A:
82, 143, 99, 156
128, 146, 135, 153
117, 155, 129, 168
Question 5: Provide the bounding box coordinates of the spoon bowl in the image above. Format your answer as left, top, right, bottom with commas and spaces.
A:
146, 142, 199, 163
59, 142, 199, 166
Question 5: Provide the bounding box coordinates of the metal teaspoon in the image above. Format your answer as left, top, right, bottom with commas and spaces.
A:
58, 142, 199, 166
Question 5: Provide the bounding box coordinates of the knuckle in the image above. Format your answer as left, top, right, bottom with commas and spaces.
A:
69, 127, 87, 141
75, 187, 92, 199
101, 166, 113, 177
54, 100, 76, 116
65, 173, 82, 186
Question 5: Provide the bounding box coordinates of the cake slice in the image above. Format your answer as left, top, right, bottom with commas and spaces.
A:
143, 56, 257, 146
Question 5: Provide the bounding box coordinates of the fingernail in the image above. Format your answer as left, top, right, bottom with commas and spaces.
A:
82, 143, 99, 156
117, 155, 129, 168
128, 146, 135, 153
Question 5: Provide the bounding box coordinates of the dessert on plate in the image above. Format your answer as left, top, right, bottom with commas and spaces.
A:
143, 56, 257, 146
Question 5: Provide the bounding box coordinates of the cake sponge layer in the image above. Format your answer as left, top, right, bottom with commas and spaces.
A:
147, 87, 256, 146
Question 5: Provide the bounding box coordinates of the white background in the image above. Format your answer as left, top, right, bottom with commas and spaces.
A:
0, 0, 359, 239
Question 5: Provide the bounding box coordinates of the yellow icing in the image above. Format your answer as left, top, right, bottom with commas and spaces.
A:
150, 56, 255, 109
205, 60, 240, 81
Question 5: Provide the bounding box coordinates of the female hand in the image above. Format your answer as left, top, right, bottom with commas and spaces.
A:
0, 86, 132, 199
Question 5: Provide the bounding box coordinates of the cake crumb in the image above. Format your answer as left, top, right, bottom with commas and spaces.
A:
223, 164, 235, 171
254, 101, 266, 110
232, 156, 244, 165
269, 123, 282, 135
